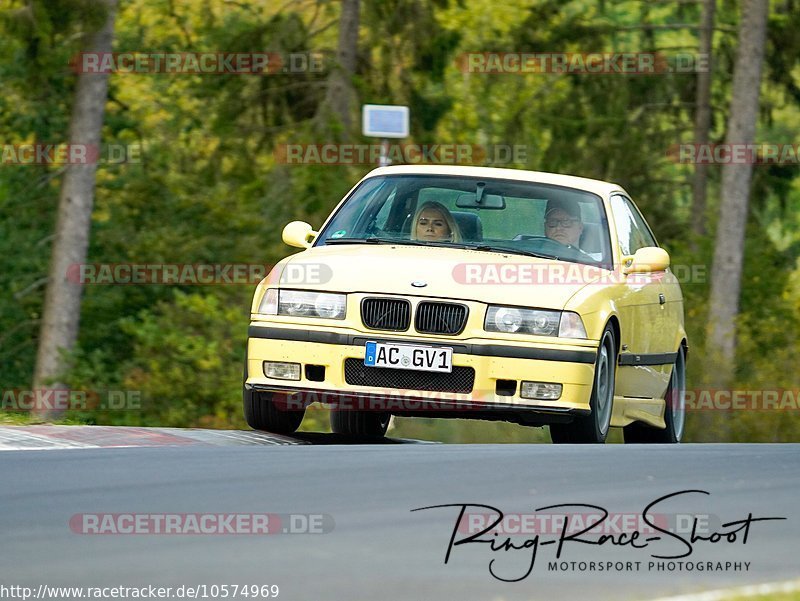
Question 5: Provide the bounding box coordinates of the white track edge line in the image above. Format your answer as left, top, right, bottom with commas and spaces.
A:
645, 578, 800, 601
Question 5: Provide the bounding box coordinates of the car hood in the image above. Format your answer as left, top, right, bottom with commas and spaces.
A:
274, 244, 607, 310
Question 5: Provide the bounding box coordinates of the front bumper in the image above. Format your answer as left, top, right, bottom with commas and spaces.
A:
245, 322, 598, 423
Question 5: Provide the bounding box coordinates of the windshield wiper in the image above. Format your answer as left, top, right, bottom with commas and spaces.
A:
324, 237, 398, 245
325, 237, 464, 249
470, 245, 561, 261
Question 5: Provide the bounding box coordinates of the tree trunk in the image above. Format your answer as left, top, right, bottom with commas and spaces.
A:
707, 0, 769, 385
32, 0, 117, 417
322, 0, 360, 132
690, 0, 716, 243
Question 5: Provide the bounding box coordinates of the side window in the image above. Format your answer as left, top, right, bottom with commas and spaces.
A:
610, 194, 657, 256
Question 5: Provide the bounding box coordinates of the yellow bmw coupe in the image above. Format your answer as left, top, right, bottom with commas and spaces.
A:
244, 165, 687, 443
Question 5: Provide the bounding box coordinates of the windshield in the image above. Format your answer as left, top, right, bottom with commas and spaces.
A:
315, 174, 613, 267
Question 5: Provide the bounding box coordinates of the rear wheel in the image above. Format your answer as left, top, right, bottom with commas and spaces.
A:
623, 346, 686, 444
243, 388, 305, 434
550, 324, 616, 444
330, 410, 390, 437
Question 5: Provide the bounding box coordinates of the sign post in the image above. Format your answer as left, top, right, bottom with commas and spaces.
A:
361, 104, 409, 166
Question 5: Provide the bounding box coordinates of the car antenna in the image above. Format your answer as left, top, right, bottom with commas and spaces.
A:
475, 182, 485, 204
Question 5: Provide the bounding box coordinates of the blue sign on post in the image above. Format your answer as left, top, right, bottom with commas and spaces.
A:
362, 105, 409, 139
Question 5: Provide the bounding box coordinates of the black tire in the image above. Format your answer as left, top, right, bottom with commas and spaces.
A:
330, 410, 390, 437
243, 388, 305, 434
623, 346, 686, 444
550, 324, 617, 444
548, 423, 573, 443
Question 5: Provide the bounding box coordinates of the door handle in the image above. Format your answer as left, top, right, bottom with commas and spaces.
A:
659, 293, 666, 305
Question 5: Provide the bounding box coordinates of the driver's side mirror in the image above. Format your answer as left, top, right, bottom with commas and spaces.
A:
282, 221, 318, 249
622, 247, 670, 274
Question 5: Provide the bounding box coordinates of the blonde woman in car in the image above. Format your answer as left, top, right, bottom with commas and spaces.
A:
411, 201, 463, 243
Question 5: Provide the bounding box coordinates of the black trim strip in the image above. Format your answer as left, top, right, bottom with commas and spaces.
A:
248, 325, 597, 364
618, 351, 678, 366
477, 344, 595, 364
249, 326, 350, 345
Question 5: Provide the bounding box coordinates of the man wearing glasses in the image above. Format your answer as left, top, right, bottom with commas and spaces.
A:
544, 200, 584, 249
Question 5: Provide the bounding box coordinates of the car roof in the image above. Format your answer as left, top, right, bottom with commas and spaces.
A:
362, 165, 627, 198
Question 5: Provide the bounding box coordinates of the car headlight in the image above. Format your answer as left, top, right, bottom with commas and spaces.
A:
258, 289, 346, 320
484, 306, 587, 338
485, 306, 560, 336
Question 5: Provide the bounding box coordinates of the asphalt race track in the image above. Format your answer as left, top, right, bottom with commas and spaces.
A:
0, 426, 798, 601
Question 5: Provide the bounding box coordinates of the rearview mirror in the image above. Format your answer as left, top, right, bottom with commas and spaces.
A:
455, 193, 505, 209
622, 247, 670, 274
282, 221, 317, 249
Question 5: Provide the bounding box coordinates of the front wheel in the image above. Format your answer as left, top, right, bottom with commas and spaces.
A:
330, 410, 390, 437
623, 346, 686, 444
243, 389, 305, 434
550, 324, 616, 444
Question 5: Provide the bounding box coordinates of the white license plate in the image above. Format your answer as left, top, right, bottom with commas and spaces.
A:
364, 341, 453, 373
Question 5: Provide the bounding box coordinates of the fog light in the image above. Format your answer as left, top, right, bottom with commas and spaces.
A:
264, 361, 301, 381
521, 381, 562, 400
